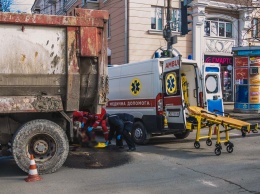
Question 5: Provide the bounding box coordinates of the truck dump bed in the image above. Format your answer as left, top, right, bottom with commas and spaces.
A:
0, 9, 109, 113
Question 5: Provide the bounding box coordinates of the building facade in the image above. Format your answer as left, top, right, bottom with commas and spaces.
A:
31, 0, 260, 102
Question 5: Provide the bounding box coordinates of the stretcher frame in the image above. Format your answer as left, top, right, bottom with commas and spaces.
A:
186, 106, 258, 155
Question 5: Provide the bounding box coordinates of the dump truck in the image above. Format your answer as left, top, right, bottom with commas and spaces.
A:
0, 9, 109, 174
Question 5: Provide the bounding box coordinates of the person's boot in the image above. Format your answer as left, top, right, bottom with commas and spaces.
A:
127, 147, 136, 152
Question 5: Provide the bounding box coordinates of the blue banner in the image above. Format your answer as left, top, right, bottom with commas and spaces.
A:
238, 50, 260, 56
249, 104, 260, 109
234, 103, 248, 109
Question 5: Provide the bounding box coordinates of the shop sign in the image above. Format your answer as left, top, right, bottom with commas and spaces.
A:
204, 55, 233, 65
250, 56, 260, 66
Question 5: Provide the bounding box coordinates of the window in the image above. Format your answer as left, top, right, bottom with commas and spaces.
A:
107, 15, 111, 38
82, 0, 98, 4
151, 7, 162, 30
205, 74, 219, 94
204, 18, 232, 38
252, 18, 258, 38
172, 9, 181, 32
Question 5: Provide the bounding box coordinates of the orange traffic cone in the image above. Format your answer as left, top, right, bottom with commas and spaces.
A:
25, 154, 42, 182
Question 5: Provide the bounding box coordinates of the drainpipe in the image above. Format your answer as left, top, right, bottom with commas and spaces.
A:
125, 0, 129, 63
238, 19, 241, 46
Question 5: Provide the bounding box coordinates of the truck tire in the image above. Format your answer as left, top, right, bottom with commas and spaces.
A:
174, 130, 190, 139
12, 119, 69, 174
132, 121, 150, 145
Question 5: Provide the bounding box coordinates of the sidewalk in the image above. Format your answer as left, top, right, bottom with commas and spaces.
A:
224, 103, 260, 121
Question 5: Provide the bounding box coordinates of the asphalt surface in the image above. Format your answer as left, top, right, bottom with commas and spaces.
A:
1, 103, 259, 169
59, 104, 260, 171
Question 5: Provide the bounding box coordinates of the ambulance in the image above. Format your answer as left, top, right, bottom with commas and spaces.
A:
106, 56, 222, 144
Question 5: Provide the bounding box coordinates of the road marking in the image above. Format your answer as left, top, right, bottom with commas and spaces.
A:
229, 133, 240, 136
200, 180, 218, 187
133, 152, 144, 157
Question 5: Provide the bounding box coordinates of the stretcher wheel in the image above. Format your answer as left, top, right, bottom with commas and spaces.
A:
194, 141, 200, 149
226, 145, 233, 153
214, 148, 221, 156
215, 143, 222, 149
206, 139, 212, 146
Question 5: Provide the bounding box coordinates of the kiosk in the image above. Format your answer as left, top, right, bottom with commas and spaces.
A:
232, 46, 260, 113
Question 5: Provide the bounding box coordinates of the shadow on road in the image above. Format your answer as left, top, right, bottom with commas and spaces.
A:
133, 131, 260, 159
0, 156, 26, 179
146, 132, 260, 146
64, 145, 132, 169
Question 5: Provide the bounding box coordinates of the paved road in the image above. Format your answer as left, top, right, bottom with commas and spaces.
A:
1, 127, 260, 194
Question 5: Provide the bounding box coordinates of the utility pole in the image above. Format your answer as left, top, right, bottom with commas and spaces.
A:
166, 0, 172, 57
162, 0, 177, 58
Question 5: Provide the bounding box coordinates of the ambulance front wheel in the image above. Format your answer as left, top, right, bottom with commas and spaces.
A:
132, 121, 150, 145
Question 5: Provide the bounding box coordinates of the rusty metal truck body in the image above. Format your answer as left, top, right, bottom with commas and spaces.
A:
0, 9, 108, 174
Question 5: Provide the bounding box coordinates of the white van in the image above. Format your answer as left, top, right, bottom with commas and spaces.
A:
107, 56, 222, 144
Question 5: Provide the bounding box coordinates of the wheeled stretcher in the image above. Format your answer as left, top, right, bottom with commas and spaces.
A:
186, 106, 258, 155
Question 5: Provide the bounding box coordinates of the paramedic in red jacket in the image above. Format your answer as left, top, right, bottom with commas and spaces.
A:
87, 108, 109, 143
73, 111, 95, 143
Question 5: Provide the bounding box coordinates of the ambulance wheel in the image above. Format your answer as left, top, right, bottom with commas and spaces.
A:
12, 119, 69, 174
215, 148, 221, 156
194, 141, 200, 149
132, 121, 150, 145
174, 130, 190, 139
206, 139, 212, 146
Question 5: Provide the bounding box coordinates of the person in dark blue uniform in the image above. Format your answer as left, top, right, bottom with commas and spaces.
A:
105, 113, 136, 152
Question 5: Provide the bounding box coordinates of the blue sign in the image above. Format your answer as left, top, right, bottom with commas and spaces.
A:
238, 50, 260, 56
249, 104, 260, 109
234, 103, 248, 109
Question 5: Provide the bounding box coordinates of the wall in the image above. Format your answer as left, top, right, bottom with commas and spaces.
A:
128, 0, 192, 63
100, 0, 126, 65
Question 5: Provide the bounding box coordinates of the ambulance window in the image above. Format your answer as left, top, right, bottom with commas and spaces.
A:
205, 67, 219, 72
205, 75, 218, 93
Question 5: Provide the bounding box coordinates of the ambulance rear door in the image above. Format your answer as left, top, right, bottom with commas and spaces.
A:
163, 56, 186, 130
203, 63, 223, 115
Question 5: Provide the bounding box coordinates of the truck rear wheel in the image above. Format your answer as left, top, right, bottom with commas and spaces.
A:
12, 119, 69, 174
174, 130, 190, 139
132, 121, 150, 145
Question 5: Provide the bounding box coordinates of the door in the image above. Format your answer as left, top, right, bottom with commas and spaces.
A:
203, 63, 224, 115
163, 56, 186, 130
